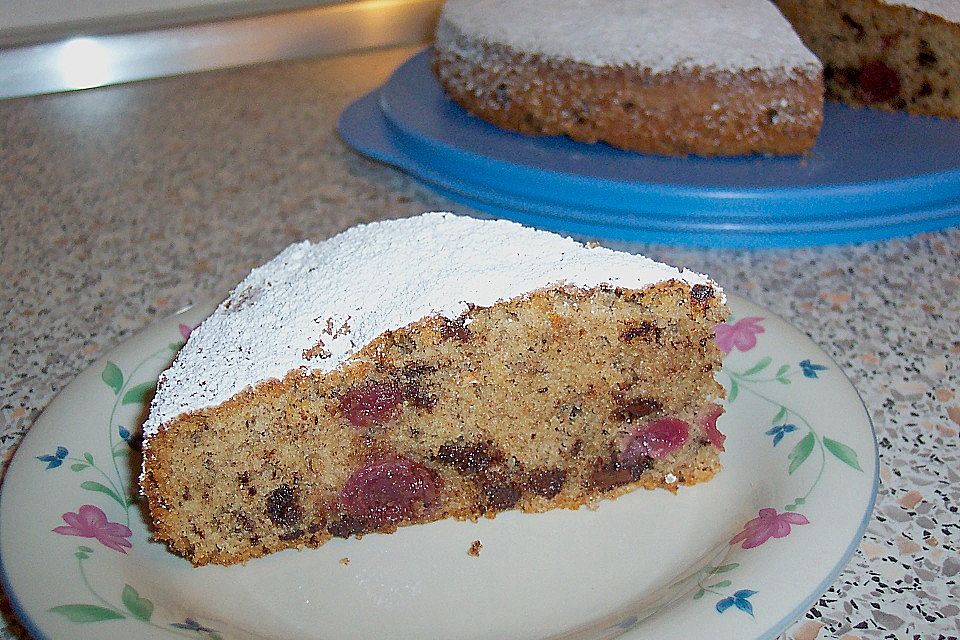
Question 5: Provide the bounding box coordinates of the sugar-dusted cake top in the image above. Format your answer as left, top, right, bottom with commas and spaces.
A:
143, 212, 720, 435
436, 0, 821, 76
884, 0, 960, 22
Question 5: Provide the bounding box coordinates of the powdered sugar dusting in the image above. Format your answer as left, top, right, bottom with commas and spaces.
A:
142, 212, 719, 437
883, 0, 960, 22
437, 0, 821, 76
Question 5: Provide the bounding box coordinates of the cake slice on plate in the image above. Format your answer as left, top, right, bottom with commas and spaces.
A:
140, 213, 729, 566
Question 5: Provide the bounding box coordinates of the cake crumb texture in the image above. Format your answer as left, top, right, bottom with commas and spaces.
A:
776, 0, 960, 118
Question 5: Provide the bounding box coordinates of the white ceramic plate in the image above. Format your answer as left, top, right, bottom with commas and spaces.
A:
0, 294, 878, 640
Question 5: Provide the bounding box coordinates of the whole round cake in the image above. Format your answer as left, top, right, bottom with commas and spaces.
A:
141, 213, 729, 566
432, 0, 825, 156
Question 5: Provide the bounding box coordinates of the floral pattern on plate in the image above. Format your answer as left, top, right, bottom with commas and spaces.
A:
680, 314, 867, 620
33, 328, 223, 638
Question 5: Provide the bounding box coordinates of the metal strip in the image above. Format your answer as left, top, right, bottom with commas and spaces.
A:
0, 0, 441, 101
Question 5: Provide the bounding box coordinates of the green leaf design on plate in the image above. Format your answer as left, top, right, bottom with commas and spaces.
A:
742, 356, 772, 377
168, 341, 185, 352
772, 406, 788, 424
49, 604, 124, 623
78, 545, 93, 553
823, 437, 863, 471
121, 381, 155, 406
728, 380, 739, 402
788, 432, 816, 474
693, 589, 705, 600
112, 449, 129, 458
101, 362, 123, 395
83, 452, 94, 465
79, 481, 125, 507
706, 580, 732, 589
775, 363, 791, 384
710, 563, 740, 574
70, 463, 88, 472
121, 585, 154, 622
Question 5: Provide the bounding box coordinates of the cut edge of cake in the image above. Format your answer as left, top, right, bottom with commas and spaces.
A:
775, 0, 960, 119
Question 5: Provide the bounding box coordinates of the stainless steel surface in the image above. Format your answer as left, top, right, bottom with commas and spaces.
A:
0, 0, 441, 100
0, 0, 345, 48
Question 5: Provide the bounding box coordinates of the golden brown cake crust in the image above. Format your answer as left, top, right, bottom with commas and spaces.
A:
431, 39, 824, 157
142, 280, 729, 566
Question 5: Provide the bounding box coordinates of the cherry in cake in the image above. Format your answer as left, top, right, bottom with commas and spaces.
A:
775, 0, 960, 118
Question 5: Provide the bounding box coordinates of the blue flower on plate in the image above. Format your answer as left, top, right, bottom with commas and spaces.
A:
799, 359, 828, 379
36, 446, 68, 469
765, 424, 797, 446
118, 425, 131, 442
716, 590, 757, 616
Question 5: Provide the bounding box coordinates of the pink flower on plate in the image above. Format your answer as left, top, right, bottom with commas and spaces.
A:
179, 323, 195, 341
53, 505, 133, 554
715, 317, 765, 354
730, 508, 809, 550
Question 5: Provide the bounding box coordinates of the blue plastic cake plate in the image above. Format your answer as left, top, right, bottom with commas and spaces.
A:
338, 49, 960, 247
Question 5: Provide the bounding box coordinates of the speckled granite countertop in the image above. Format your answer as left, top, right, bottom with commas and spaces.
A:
0, 44, 957, 640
